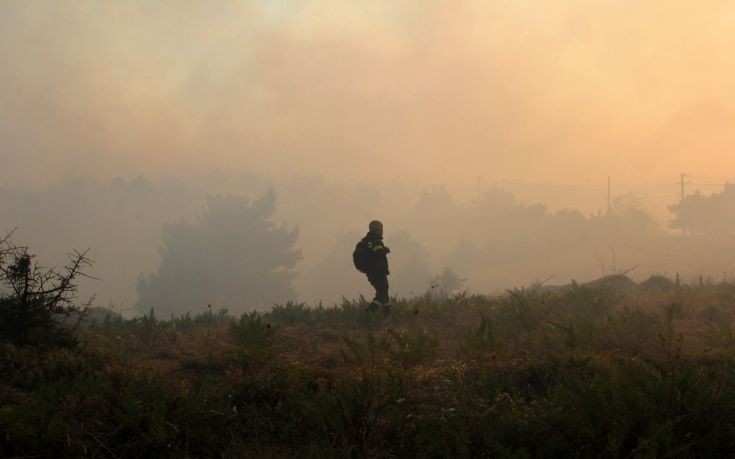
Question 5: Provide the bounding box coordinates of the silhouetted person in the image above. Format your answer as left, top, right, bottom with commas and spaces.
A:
354, 220, 391, 314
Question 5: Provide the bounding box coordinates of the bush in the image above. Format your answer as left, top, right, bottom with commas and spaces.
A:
0, 231, 92, 347
268, 301, 312, 325
459, 314, 497, 360
387, 328, 439, 366
230, 311, 278, 358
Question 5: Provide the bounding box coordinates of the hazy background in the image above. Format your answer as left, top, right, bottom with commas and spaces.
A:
2, 1, 734, 315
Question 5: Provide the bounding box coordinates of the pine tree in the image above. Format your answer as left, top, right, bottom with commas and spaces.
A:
136, 190, 301, 316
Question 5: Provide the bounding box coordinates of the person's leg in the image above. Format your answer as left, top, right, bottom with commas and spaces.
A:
378, 275, 391, 316
375, 275, 389, 305
367, 274, 390, 311
367, 274, 382, 311
369, 274, 391, 316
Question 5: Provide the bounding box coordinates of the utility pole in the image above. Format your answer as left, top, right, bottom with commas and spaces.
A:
607, 176, 611, 215
679, 173, 688, 236
680, 173, 687, 202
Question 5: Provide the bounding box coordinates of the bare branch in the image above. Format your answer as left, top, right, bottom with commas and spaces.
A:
0, 234, 96, 346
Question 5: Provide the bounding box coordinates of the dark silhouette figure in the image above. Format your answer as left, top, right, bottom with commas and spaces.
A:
355, 220, 391, 313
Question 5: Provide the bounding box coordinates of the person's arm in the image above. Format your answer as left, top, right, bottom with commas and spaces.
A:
366, 241, 390, 254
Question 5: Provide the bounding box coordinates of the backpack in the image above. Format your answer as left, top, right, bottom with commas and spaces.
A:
352, 240, 369, 273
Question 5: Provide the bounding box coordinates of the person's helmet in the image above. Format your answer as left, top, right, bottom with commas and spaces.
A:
369, 220, 383, 235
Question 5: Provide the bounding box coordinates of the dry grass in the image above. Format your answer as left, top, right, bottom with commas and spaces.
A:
3, 281, 735, 457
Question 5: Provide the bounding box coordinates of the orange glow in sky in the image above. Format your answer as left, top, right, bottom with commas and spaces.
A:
1, 1, 734, 187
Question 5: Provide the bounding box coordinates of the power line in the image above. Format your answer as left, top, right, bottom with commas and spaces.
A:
687, 182, 729, 187
635, 193, 682, 199
686, 174, 732, 181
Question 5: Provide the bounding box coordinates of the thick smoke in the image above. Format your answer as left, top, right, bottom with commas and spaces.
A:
2, 1, 735, 187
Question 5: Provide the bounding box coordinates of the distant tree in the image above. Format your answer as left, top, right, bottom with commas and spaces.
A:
0, 230, 93, 347
412, 185, 460, 243
463, 188, 548, 244
669, 184, 735, 236
429, 267, 465, 297
136, 190, 301, 316
415, 185, 457, 217
387, 231, 434, 297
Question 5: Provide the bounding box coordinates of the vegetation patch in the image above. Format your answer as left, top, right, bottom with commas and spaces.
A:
3, 278, 735, 457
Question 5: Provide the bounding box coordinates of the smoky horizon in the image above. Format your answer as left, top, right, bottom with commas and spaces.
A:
1, 171, 733, 317
2, 1, 735, 314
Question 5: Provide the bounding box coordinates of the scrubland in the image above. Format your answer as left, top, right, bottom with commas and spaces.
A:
2, 277, 735, 458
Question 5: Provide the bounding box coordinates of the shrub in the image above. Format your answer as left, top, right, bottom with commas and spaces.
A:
495, 284, 553, 337
460, 314, 497, 360
268, 301, 312, 325
230, 311, 277, 358
0, 232, 92, 347
387, 328, 439, 366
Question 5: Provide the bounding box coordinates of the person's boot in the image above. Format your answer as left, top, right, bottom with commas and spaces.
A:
366, 300, 381, 313
382, 303, 392, 317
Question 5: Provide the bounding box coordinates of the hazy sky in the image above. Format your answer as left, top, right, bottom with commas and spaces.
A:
2, 1, 735, 188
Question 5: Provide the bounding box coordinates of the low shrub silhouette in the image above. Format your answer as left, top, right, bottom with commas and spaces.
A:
0, 231, 92, 347
230, 311, 278, 359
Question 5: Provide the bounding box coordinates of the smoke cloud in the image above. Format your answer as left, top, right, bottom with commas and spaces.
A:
2, 1, 735, 188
